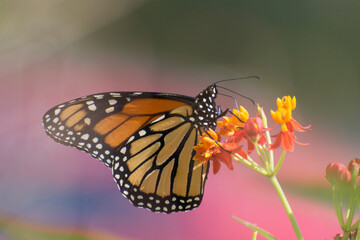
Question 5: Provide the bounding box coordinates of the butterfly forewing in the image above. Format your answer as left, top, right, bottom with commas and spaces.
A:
42, 92, 194, 168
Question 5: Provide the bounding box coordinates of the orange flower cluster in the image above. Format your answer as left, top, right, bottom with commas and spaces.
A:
193, 95, 311, 174
193, 129, 247, 174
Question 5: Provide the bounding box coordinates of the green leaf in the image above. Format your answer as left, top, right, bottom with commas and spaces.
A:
232, 216, 277, 240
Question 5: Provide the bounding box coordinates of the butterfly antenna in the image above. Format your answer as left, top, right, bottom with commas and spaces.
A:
213, 76, 260, 85
217, 86, 256, 106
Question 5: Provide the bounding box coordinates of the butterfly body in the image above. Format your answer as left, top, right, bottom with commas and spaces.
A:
43, 85, 220, 213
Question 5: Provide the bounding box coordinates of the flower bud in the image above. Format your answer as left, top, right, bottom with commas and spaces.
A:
244, 116, 264, 143
326, 162, 351, 186
348, 158, 360, 176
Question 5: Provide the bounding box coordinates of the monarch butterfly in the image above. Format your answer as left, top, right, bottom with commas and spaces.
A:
42, 78, 256, 213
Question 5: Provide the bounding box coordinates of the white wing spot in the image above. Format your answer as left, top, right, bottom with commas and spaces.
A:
81, 134, 89, 140
105, 107, 114, 113
96, 143, 103, 149
88, 104, 96, 111
54, 109, 61, 115
139, 130, 146, 136
151, 115, 165, 124
110, 93, 121, 97
108, 99, 117, 105
120, 147, 126, 154
127, 136, 135, 143
92, 137, 98, 143
94, 95, 104, 99
86, 100, 94, 105
114, 162, 119, 170
52, 117, 59, 123
84, 118, 91, 125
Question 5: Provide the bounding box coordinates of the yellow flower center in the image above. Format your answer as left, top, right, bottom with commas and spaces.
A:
271, 96, 296, 131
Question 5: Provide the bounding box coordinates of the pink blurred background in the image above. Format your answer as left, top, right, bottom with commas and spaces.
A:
0, 1, 359, 239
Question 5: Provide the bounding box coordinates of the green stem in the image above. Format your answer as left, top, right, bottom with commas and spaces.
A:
345, 191, 357, 231
259, 107, 274, 171
350, 218, 360, 231
272, 151, 286, 176
254, 143, 266, 169
332, 185, 345, 228
269, 175, 303, 240
355, 222, 360, 240
233, 154, 267, 176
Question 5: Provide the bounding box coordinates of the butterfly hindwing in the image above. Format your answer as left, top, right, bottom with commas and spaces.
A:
112, 105, 210, 213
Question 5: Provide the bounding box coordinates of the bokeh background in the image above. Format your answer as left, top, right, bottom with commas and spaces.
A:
0, 1, 359, 239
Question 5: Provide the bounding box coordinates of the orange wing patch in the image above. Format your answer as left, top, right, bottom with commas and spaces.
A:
59, 104, 83, 121
104, 116, 152, 148
122, 99, 188, 115
94, 114, 129, 135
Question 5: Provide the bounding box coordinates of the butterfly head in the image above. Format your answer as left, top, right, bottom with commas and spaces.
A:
194, 84, 219, 128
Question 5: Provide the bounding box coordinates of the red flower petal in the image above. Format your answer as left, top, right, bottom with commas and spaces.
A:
288, 119, 311, 133
281, 131, 294, 152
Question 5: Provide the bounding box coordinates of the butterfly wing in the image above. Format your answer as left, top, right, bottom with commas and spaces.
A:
43, 92, 192, 167
43, 86, 218, 213
112, 104, 209, 213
